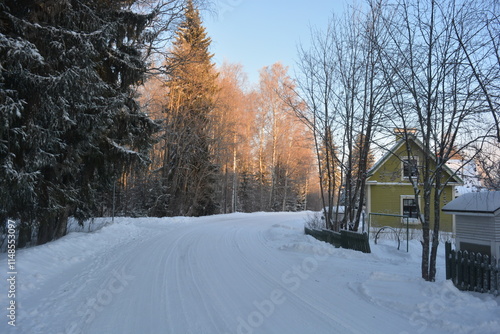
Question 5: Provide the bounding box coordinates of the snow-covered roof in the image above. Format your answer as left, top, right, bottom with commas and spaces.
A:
442, 191, 500, 216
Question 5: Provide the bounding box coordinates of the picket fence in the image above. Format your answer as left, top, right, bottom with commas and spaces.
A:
445, 242, 500, 295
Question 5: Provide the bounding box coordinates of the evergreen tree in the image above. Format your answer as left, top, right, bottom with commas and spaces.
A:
0, 0, 156, 245
153, 0, 219, 216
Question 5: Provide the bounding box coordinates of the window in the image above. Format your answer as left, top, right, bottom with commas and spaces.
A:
402, 157, 418, 179
402, 198, 418, 219
401, 195, 420, 224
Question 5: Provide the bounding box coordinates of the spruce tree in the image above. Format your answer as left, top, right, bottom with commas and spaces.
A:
0, 0, 156, 245
155, 0, 219, 216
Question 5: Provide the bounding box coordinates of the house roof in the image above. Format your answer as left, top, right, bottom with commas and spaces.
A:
367, 135, 463, 185
442, 191, 500, 216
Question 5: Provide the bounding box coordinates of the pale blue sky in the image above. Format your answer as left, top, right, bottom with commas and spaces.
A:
203, 1, 347, 86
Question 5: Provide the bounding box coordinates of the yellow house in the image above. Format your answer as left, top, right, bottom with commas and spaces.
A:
366, 135, 463, 232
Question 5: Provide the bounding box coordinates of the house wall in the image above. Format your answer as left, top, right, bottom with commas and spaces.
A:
367, 138, 459, 233
368, 184, 455, 232
495, 215, 500, 259
456, 215, 495, 241
496, 215, 500, 240
455, 214, 500, 259
369, 141, 426, 182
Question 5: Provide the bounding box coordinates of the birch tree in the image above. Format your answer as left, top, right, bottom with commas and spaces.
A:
213, 62, 249, 213
256, 63, 313, 212
294, 2, 388, 231
452, 0, 500, 142
378, 0, 494, 281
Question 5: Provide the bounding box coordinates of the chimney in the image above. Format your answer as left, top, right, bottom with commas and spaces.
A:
394, 128, 417, 141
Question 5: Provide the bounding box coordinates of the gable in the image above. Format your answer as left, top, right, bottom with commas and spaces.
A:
367, 136, 463, 185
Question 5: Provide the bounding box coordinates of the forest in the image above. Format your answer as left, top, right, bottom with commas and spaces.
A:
1, 0, 499, 282
0, 0, 318, 248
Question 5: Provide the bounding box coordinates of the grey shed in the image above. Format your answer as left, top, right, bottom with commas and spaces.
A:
442, 191, 500, 258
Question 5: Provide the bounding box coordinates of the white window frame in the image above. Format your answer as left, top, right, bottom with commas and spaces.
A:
401, 156, 419, 181
400, 195, 420, 224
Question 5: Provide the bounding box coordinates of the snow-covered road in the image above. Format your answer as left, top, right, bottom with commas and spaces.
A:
1, 212, 499, 334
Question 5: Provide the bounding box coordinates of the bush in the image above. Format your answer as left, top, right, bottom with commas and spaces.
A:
305, 212, 326, 229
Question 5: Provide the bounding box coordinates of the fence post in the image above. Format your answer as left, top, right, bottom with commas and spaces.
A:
457, 251, 464, 290
468, 251, 475, 291
483, 255, 490, 293
474, 253, 481, 292
363, 232, 371, 253
445, 242, 452, 280
449, 247, 456, 284
493, 257, 499, 296
466, 251, 473, 290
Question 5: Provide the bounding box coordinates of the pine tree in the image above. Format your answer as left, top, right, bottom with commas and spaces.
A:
154, 0, 219, 217
0, 0, 156, 245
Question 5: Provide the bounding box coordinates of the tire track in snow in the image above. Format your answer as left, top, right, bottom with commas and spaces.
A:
3, 212, 442, 334
223, 217, 359, 333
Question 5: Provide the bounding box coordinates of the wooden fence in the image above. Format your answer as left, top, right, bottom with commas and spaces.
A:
304, 227, 371, 253
445, 242, 499, 295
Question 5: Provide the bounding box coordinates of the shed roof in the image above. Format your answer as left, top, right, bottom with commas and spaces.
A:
442, 191, 500, 216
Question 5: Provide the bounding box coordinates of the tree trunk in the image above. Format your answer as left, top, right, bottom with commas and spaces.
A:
17, 220, 32, 248
231, 139, 238, 213
429, 168, 443, 281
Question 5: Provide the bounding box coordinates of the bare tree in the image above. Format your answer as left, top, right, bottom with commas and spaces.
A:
349, 1, 390, 230
295, 22, 339, 229
256, 63, 313, 212
452, 0, 500, 142
475, 141, 500, 190
293, 2, 389, 231
378, 0, 494, 281
213, 61, 249, 213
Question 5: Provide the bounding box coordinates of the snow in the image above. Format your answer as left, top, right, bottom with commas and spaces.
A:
1, 212, 499, 334
442, 191, 500, 214
446, 159, 483, 195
